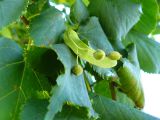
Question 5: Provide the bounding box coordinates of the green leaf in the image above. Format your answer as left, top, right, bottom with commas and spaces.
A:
0, 37, 24, 120
116, 91, 135, 107
123, 31, 160, 73
45, 44, 96, 120
152, 23, 160, 35
21, 98, 90, 120
26, 0, 49, 20
126, 43, 140, 67
0, 0, 27, 29
92, 94, 159, 120
20, 99, 48, 120
55, 104, 90, 120
117, 43, 144, 108
26, 46, 64, 77
92, 66, 117, 80
0, 37, 50, 120
30, 7, 65, 46
78, 17, 116, 78
52, 0, 75, 6
5, 22, 30, 45
133, 0, 159, 34
0, 27, 12, 39
93, 79, 135, 107
88, 0, 141, 41
118, 58, 144, 108
94, 80, 112, 98
82, 0, 90, 6
83, 70, 95, 86
70, 0, 89, 23
64, 29, 117, 68
0, 37, 23, 67
78, 17, 113, 55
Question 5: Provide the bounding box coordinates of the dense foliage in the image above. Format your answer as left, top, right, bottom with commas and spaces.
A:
0, 0, 160, 119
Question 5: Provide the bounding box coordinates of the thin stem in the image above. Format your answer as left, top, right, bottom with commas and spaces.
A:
20, 16, 29, 26
109, 82, 117, 100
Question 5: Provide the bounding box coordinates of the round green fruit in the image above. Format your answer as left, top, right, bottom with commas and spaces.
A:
72, 64, 83, 76
108, 51, 122, 60
93, 49, 105, 60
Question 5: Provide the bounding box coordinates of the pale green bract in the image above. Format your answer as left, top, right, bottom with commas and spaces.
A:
63, 29, 117, 68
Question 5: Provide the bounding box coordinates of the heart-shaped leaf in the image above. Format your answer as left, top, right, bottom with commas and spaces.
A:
0, 37, 50, 120
88, 0, 141, 41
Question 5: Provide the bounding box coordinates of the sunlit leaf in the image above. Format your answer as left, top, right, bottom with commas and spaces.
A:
123, 31, 160, 73
88, 0, 141, 41
133, 0, 159, 34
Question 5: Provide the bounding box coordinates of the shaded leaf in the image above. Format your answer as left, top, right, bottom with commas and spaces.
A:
20, 99, 48, 120
88, 0, 141, 41
45, 44, 96, 120
92, 94, 159, 120
55, 104, 90, 120
21, 98, 90, 120
123, 31, 160, 73
26, 46, 64, 77
0, 0, 27, 29
30, 7, 65, 46
0, 37, 50, 120
0, 37, 24, 120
